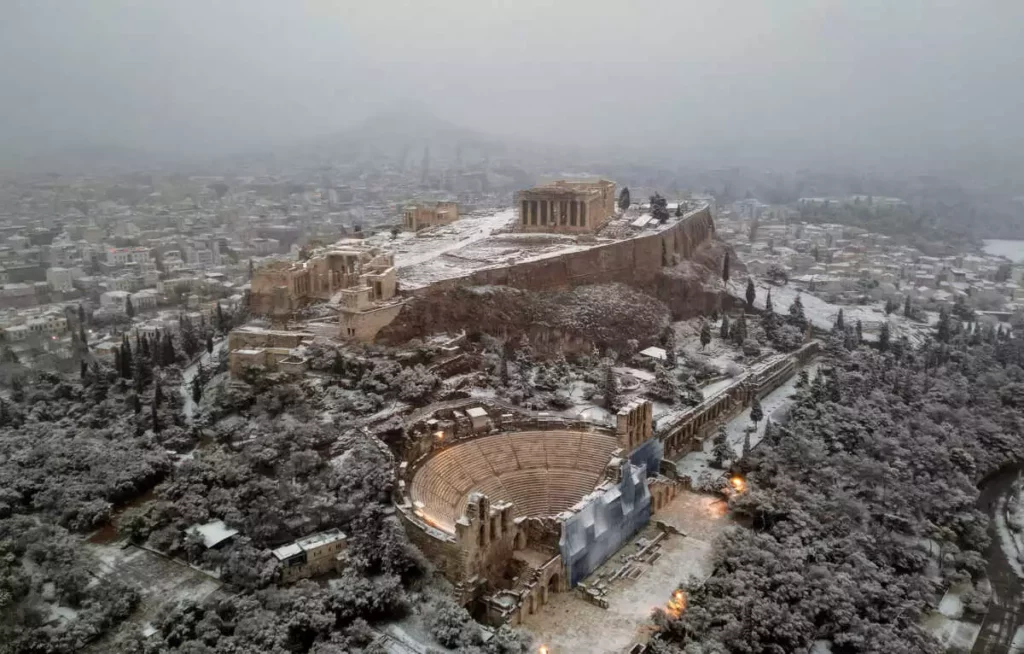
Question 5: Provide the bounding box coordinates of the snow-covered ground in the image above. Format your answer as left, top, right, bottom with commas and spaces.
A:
995, 477, 1024, 579
923, 581, 984, 652
389, 209, 515, 279
675, 361, 819, 481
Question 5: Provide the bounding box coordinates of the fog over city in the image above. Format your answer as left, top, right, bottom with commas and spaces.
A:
3, 0, 1023, 168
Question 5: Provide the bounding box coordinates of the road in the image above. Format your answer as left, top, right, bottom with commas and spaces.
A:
972, 465, 1024, 653
180, 338, 227, 423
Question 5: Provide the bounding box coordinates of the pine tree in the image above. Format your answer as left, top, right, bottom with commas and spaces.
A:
120, 335, 134, 379
80, 360, 88, 380
904, 296, 913, 318
78, 322, 88, 350
722, 251, 731, 284
78, 303, 86, 326
740, 427, 752, 460
765, 290, 774, 314
206, 334, 214, 355
855, 319, 863, 344
700, 321, 712, 350
720, 314, 730, 340
618, 187, 631, 211
750, 397, 763, 425
125, 295, 135, 320
884, 298, 895, 315
248, 258, 254, 280
132, 392, 141, 414
745, 278, 756, 308
879, 321, 891, 351
834, 308, 845, 332
215, 302, 225, 334
602, 364, 619, 412
141, 336, 151, 361
675, 203, 683, 217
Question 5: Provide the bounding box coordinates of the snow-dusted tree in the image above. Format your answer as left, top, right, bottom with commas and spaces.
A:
936, 307, 951, 343
904, 295, 913, 317
710, 426, 734, 468
739, 425, 753, 460
879, 321, 891, 352
125, 294, 135, 319
745, 278, 756, 308
602, 363, 619, 411
618, 186, 631, 211
749, 396, 763, 426
700, 321, 712, 350
787, 295, 807, 331
720, 314, 730, 340
722, 251, 731, 284
650, 194, 670, 223
498, 347, 509, 386
834, 308, 845, 332
647, 364, 680, 404
151, 382, 162, 432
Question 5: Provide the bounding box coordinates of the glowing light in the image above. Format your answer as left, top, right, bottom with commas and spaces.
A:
730, 476, 746, 493
434, 431, 445, 440
666, 589, 687, 617
539, 647, 549, 654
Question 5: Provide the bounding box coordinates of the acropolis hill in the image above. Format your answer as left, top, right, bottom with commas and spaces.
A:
243, 180, 720, 355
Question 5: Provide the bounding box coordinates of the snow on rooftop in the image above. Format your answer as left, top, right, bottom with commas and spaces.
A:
187, 520, 239, 548
466, 407, 488, 418
639, 346, 667, 360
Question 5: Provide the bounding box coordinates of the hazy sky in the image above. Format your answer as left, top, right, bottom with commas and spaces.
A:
2, 0, 1022, 167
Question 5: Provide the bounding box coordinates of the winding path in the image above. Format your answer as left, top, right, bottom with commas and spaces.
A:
180, 338, 227, 423
972, 466, 1024, 653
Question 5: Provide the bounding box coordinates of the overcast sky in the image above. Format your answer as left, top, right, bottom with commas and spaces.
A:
2, 0, 1022, 168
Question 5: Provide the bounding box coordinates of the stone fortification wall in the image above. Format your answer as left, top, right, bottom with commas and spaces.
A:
419, 206, 714, 295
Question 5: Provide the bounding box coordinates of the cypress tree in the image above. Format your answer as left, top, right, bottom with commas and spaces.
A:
700, 321, 712, 350
745, 278, 756, 308
152, 383, 162, 433
191, 375, 202, 404
750, 397, 763, 425
720, 313, 730, 339
722, 251, 731, 284
603, 364, 619, 412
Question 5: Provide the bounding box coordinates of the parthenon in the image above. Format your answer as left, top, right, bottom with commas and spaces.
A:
516, 179, 616, 234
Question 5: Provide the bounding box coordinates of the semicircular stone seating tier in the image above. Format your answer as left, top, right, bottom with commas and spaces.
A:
409, 430, 619, 533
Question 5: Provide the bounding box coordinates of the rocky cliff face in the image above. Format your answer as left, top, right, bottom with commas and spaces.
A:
648, 237, 746, 320
377, 283, 669, 355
